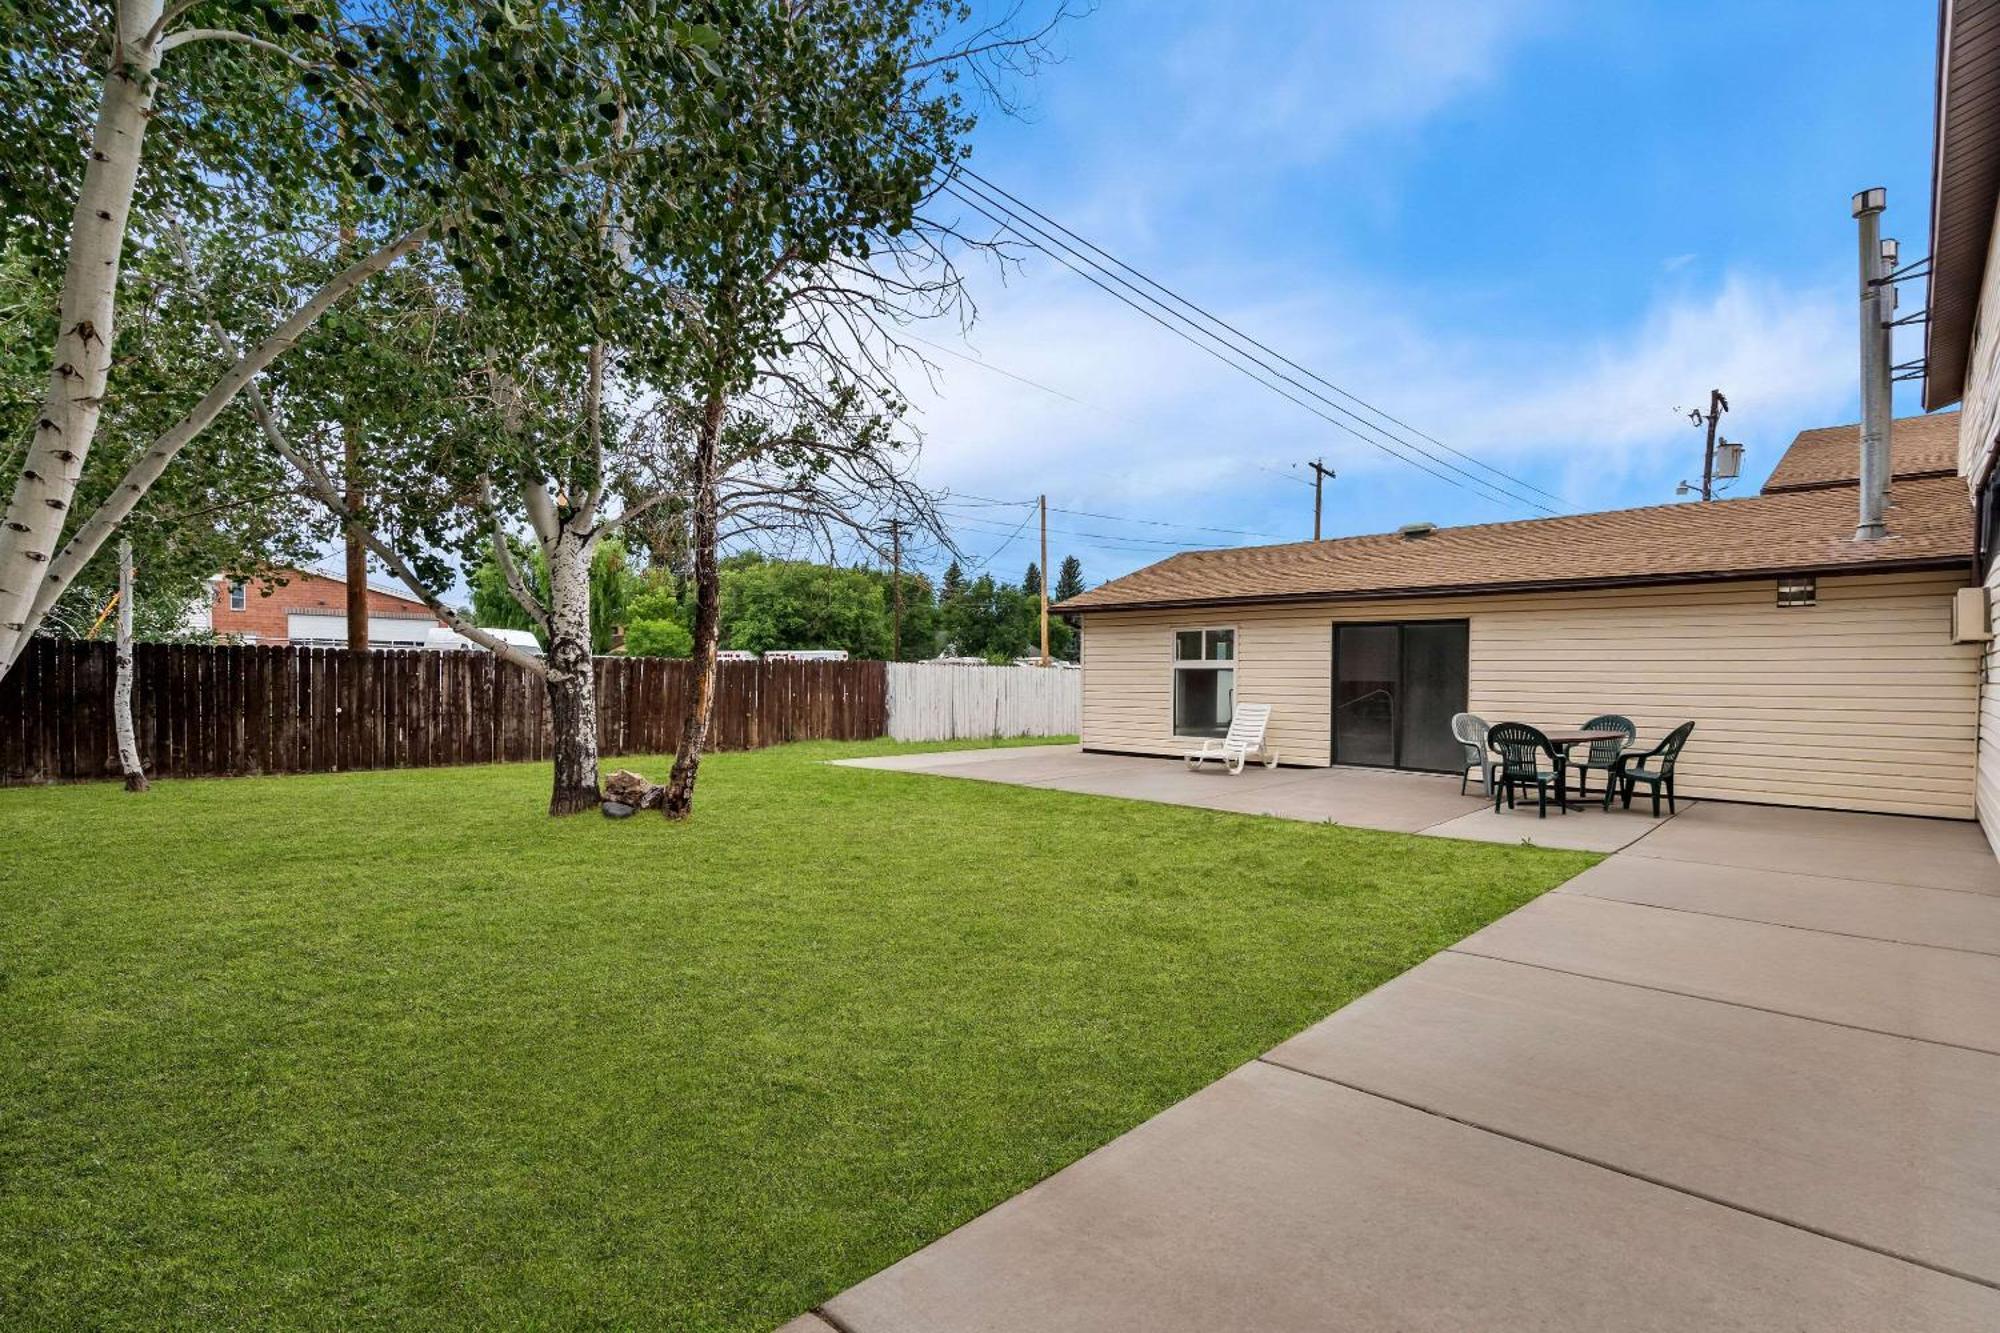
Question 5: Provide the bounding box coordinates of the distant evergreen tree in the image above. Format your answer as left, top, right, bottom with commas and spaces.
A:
940, 559, 966, 602
1022, 562, 1042, 596
1053, 555, 1085, 662
1053, 555, 1084, 603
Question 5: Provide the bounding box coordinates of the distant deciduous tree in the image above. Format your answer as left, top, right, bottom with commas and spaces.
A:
719, 558, 892, 660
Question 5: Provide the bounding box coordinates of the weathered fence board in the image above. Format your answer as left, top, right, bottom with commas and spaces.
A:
885, 663, 1080, 742
0, 641, 891, 785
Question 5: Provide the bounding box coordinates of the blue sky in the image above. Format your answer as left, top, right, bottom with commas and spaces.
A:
907, 0, 1941, 586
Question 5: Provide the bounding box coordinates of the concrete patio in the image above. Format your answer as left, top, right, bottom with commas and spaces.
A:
798, 747, 2000, 1330
837, 744, 1683, 852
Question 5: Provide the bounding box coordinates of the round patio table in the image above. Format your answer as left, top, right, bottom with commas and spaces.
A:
1536, 728, 1627, 808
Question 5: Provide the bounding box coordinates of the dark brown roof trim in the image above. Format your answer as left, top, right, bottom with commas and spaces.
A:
1761, 467, 1961, 495
1924, 0, 2000, 409
1058, 556, 1972, 615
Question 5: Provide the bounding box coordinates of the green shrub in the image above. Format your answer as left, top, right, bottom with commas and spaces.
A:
625, 618, 693, 658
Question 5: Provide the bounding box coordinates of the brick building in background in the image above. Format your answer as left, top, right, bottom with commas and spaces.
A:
194, 568, 446, 648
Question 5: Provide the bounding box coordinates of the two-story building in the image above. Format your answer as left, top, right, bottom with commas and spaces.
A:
193, 568, 445, 648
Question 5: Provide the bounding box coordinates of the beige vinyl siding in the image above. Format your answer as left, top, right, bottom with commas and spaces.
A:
1979, 575, 2000, 848
1960, 195, 2000, 484
1959, 192, 2000, 854
1079, 570, 1979, 818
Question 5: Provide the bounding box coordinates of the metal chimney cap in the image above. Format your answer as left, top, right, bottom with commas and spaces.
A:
1851, 187, 1887, 216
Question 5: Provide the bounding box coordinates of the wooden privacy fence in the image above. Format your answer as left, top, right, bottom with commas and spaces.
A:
886, 662, 1081, 742
0, 640, 886, 784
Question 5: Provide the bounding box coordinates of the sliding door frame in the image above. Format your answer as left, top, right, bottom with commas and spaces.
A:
1330, 619, 1470, 772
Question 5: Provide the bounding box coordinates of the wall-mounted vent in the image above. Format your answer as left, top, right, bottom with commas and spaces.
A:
1777, 575, 1817, 608
1952, 586, 1993, 643
1398, 522, 1438, 540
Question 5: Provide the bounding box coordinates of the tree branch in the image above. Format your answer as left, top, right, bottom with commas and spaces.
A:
21, 220, 436, 642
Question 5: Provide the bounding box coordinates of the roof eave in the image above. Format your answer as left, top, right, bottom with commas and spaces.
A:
1060, 554, 1973, 616
1923, 0, 2000, 411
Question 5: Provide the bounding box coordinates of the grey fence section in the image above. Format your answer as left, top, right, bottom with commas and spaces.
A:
884, 662, 1081, 742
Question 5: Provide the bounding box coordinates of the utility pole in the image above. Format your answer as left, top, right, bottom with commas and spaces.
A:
1309, 459, 1336, 539
1697, 389, 1728, 501
888, 518, 903, 662
1038, 494, 1050, 666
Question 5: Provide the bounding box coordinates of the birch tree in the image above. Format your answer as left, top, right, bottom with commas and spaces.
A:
0, 0, 695, 683
113, 539, 146, 791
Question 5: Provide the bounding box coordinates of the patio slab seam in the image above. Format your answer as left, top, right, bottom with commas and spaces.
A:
1250, 1052, 2000, 1294
1446, 947, 2000, 1058
1619, 846, 2000, 898
1548, 885, 2000, 958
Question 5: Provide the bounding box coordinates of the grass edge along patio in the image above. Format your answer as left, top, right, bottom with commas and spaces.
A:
0, 736, 1595, 1331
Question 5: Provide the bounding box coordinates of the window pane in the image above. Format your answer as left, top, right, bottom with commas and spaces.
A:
1205, 629, 1234, 661
1399, 622, 1469, 772
1334, 625, 1397, 765
1174, 667, 1234, 737
1175, 629, 1203, 661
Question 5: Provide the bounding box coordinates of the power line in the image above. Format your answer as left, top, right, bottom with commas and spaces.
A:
906, 333, 1088, 406
953, 163, 1571, 510
941, 176, 1561, 517
942, 492, 1287, 540
1254, 462, 1316, 489
946, 511, 1222, 552
958, 505, 1038, 574
942, 181, 1522, 514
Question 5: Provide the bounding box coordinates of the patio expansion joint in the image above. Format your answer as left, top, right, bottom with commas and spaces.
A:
1446, 946, 2000, 1059
1251, 1052, 2000, 1295
1620, 848, 2000, 898
1550, 886, 2000, 958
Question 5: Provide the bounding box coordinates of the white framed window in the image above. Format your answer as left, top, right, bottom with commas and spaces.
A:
227, 580, 247, 612
1172, 627, 1235, 738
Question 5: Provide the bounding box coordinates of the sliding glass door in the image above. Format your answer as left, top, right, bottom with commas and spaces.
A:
1332, 621, 1469, 772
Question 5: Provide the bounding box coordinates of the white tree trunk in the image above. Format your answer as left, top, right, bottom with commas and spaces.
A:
0, 0, 164, 670
541, 524, 601, 815
114, 537, 147, 791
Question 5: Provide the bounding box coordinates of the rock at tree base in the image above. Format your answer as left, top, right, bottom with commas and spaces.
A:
604, 769, 651, 804
601, 801, 636, 819
638, 783, 666, 810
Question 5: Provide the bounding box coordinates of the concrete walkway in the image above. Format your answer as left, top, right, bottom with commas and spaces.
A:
794, 749, 2000, 1330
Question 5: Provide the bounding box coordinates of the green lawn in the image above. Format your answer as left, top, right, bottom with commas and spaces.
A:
0, 739, 1598, 1330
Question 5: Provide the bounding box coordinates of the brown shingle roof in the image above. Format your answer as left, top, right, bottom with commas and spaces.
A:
1055, 474, 1971, 613
1761, 411, 1961, 493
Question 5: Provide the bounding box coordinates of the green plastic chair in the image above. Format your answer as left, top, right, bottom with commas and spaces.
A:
1487, 721, 1566, 819
1572, 713, 1636, 800
1608, 721, 1696, 816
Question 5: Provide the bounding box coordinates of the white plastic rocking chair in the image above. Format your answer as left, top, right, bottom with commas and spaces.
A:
1185, 703, 1278, 774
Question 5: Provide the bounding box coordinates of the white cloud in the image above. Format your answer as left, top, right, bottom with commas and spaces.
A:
898, 262, 1858, 573
1155, 0, 1556, 167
